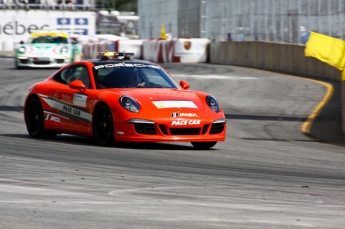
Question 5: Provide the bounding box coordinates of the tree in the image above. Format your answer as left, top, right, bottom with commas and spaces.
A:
95, 0, 137, 13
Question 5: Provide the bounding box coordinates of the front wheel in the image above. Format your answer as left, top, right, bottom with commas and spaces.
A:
25, 96, 56, 139
15, 60, 23, 69
93, 104, 114, 146
191, 141, 217, 149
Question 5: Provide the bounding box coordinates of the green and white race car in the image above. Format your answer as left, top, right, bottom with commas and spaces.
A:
14, 31, 82, 69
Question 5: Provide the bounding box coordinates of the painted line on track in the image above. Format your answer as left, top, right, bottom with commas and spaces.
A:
246, 69, 334, 142
300, 79, 334, 138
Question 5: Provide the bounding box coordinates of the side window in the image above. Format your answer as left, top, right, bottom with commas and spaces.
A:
73, 66, 91, 89
53, 66, 78, 85
53, 65, 91, 89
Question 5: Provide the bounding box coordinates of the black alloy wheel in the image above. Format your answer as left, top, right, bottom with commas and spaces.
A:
93, 104, 114, 146
25, 97, 56, 139
191, 141, 217, 149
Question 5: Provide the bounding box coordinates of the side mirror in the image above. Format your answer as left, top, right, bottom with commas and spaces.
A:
180, 80, 190, 89
69, 80, 86, 92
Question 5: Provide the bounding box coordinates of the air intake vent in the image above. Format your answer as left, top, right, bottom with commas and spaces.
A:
169, 128, 201, 135
134, 123, 156, 134
158, 124, 168, 135
202, 124, 210, 135
210, 123, 225, 134
56, 59, 65, 64
33, 60, 50, 65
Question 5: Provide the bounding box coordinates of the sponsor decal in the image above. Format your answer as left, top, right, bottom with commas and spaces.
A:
63, 105, 81, 116
184, 41, 191, 50
41, 96, 92, 122
171, 112, 178, 118
153, 101, 198, 109
170, 112, 198, 118
45, 113, 61, 123
73, 93, 87, 107
171, 120, 201, 126
179, 113, 198, 117
116, 131, 125, 135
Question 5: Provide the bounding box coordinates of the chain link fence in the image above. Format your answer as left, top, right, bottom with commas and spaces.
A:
138, 0, 345, 44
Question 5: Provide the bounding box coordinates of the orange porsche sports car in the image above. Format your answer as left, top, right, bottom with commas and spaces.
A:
24, 51, 226, 149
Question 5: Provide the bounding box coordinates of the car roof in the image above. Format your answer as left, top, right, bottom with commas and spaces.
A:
86, 58, 159, 66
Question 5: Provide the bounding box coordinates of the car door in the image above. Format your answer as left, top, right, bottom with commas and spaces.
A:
48, 64, 93, 135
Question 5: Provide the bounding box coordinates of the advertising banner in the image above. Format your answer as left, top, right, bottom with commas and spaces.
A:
0, 10, 96, 50
174, 38, 210, 63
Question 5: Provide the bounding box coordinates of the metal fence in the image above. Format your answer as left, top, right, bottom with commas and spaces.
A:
138, 0, 345, 45
0, 0, 94, 10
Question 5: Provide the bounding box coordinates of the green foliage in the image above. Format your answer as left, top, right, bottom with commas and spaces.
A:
95, 0, 137, 13
116, 0, 137, 12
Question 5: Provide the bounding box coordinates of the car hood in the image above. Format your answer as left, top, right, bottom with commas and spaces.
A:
112, 88, 206, 111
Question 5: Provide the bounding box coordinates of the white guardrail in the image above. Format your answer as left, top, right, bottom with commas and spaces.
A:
81, 38, 210, 63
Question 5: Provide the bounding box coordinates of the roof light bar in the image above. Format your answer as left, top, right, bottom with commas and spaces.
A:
97, 51, 135, 60
117, 51, 134, 60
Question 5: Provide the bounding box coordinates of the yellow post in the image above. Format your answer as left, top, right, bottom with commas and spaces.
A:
160, 23, 167, 39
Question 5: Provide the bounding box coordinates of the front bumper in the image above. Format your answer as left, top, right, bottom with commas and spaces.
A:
113, 118, 226, 142
16, 56, 70, 68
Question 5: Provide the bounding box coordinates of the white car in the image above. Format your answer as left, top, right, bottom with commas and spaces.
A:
14, 31, 82, 69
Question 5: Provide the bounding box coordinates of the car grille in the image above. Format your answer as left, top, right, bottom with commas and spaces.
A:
33, 60, 50, 65
169, 128, 201, 135
56, 59, 65, 64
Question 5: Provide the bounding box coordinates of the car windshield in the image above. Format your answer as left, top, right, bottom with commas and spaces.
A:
94, 64, 181, 89
30, 36, 68, 44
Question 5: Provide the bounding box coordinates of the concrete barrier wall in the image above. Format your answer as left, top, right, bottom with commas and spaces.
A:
210, 41, 345, 134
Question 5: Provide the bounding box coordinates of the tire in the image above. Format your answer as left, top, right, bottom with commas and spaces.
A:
93, 104, 114, 146
15, 60, 22, 69
191, 141, 217, 149
25, 96, 56, 139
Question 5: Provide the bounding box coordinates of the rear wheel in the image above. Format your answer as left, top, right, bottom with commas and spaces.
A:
93, 104, 114, 146
25, 97, 56, 139
191, 141, 217, 149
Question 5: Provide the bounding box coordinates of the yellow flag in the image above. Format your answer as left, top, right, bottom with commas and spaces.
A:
304, 31, 345, 70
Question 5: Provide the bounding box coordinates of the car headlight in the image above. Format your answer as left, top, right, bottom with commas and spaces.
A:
119, 96, 140, 112
206, 95, 221, 112
18, 46, 26, 53
60, 46, 68, 54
